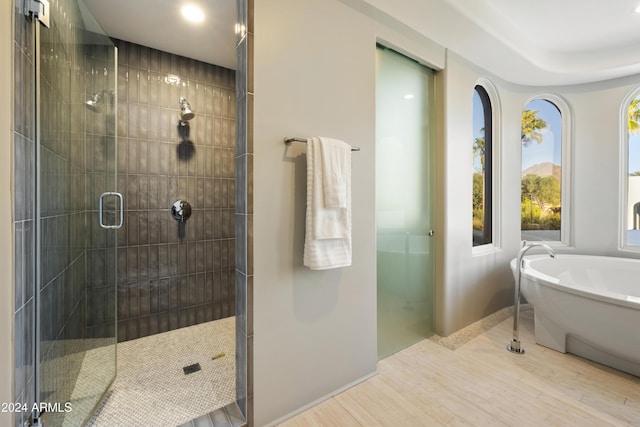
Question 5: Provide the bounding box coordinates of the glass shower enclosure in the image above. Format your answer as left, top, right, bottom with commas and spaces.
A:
30, 1, 119, 425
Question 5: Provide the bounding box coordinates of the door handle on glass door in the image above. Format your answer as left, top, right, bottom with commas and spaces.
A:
99, 192, 124, 229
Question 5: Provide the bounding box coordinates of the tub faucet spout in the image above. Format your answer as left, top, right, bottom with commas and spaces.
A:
518, 242, 556, 268
507, 241, 556, 354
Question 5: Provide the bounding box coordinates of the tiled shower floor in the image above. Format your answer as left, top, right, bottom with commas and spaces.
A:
86, 317, 236, 427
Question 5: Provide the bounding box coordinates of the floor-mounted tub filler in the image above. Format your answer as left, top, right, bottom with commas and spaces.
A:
507, 242, 556, 354
512, 254, 640, 377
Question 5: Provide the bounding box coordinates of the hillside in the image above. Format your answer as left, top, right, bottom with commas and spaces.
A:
522, 162, 561, 180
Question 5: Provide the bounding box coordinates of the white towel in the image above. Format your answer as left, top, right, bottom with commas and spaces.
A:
303, 137, 352, 270
320, 138, 349, 209
314, 137, 350, 239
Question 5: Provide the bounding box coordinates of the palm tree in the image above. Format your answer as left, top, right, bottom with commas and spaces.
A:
472, 128, 485, 173
628, 99, 640, 177
629, 98, 640, 135
472, 129, 486, 232
521, 109, 547, 146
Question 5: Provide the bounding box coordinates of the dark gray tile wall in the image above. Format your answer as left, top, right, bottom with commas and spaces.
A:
114, 40, 236, 342
13, 2, 37, 426
235, 0, 253, 422
13, 4, 242, 426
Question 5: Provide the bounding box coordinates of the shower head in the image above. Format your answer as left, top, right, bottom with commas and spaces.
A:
179, 97, 195, 121
85, 92, 103, 113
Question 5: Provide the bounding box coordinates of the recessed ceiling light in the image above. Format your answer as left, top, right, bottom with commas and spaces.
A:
404, 94, 415, 100
181, 4, 205, 23
636, 4, 640, 13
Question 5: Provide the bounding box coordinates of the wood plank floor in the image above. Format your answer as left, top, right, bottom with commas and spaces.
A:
279, 309, 640, 426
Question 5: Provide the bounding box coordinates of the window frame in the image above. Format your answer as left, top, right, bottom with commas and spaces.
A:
472, 78, 502, 254
520, 94, 572, 247
619, 88, 640, 252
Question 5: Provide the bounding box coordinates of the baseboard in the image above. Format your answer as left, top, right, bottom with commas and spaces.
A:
263, 369, 379, 427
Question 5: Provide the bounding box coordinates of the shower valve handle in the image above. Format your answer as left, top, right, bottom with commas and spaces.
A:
171, 200, 192, 222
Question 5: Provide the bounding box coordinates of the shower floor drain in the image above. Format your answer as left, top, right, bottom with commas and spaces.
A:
182, 363, 202, 375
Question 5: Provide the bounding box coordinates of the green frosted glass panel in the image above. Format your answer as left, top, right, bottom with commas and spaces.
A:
376, 46, 435, 360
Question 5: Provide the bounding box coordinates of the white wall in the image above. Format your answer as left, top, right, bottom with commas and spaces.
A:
253, 0, 640, 421
437, 53, 640, 334
436, 53, 525, 335
494, 76, 640, 257
252, 0, 443, 425
559, 78, 640, 254
1, 0, 14, 425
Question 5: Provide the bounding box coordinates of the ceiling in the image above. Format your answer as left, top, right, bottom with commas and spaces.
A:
82, 0, 237, 70
449, 0, 640, 86
366, 0, 640, 86
82, 0, 640, 86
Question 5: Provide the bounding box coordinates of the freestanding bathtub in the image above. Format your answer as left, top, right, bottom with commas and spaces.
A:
512, 254, 640, 377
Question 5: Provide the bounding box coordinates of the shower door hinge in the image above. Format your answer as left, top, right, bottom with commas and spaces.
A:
24, 0, 50, 28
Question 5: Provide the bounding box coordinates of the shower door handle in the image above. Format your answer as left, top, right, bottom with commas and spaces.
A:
99, 192, 124, 229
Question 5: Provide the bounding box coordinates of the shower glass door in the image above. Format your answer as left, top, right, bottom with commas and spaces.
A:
375, 45, 435, 359
35, 1, 118, 425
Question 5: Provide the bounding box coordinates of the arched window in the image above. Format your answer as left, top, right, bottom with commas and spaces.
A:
623, 91, 640, 247
520, 96, 570, 243
472, 85, 492, 246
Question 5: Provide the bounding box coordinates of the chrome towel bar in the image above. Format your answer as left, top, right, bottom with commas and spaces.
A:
284, 137, 361, 151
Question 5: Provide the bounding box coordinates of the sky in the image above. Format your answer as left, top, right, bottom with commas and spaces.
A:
472, 91, 486, 172
472, 95, 640, 174
520, 99, 562, 171
631, 134, 640, 174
